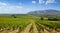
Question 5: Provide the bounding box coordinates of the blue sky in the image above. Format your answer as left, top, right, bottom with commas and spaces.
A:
0, 0, 60, 14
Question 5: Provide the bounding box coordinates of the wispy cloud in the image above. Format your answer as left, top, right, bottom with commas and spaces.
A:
0, 2, 34, 14
0, 2, 21, 13
39, 0, 45, 4
0, 5, 22, 13
46, 0, 56, 5
0, 2, 7, 6
32, 0, 56, 5
32, 0, 36, 4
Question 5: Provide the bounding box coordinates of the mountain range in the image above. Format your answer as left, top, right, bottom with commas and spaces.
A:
28, 9, 60, 15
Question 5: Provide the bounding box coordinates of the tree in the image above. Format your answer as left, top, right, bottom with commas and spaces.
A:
41, 17, 44, 20
12, 14, 17, 18
48, 17, 59, 21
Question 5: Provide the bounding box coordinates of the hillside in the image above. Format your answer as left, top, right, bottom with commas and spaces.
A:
28, 9, 60, 15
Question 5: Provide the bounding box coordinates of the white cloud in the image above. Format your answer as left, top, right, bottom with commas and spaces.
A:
46, 0, 56, 5
0, 6, 22, 13
39, 0, 45, 4
0, 2, 33, 14
32, 1, 36, 4
31, 0, 56, 5
0, 2, 7, 6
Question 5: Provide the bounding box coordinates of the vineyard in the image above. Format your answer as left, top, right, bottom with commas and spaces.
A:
0, 14, 60, 33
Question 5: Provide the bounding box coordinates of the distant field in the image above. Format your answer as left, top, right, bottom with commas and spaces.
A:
0, 14, 60, 33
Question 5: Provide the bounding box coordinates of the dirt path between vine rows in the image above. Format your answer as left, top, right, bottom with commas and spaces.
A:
21, 23, 32, 33
31, 20, 39, 33
33, 23, 39, 33
9, 28, 19, 33
1, 28, 19, 33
